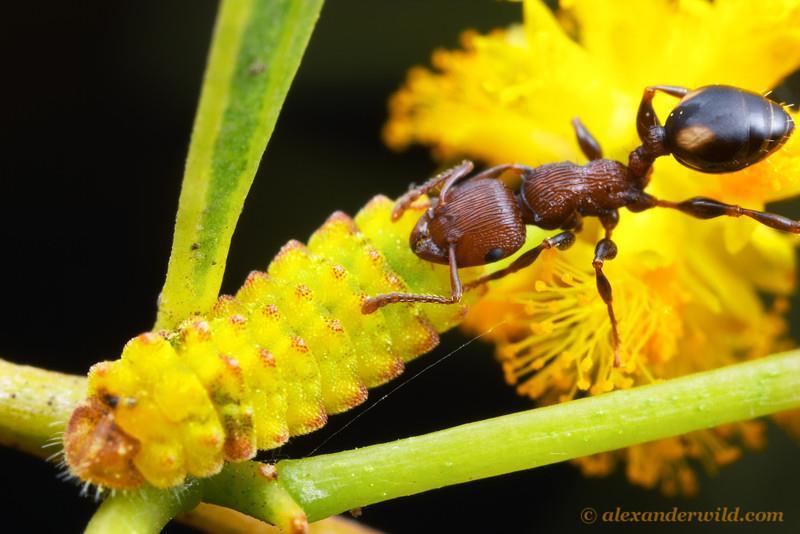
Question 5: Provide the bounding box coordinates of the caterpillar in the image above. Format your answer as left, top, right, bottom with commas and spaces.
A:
63, 195, 485, 489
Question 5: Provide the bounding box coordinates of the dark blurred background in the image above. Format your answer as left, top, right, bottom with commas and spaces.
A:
1, 1, 798, 532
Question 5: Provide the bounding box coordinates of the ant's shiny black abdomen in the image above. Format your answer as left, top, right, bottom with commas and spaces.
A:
664, 85, 794, 173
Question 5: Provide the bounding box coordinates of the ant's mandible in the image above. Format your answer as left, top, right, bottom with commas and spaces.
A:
362, 85, 796, 365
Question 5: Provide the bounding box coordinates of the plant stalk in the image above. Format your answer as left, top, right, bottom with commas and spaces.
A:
0, 358, 86, 458
3, 353, 799, 529
275, 350, 800, 521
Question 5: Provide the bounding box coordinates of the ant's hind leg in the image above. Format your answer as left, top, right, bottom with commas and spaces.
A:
391, 160, 474, 221
633, 193, 800, 233
464, 231, 576, 290
571, 118, 603, 160
362, 244, 463, 313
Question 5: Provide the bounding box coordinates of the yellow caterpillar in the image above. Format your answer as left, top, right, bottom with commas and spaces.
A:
63, 195, 483, 489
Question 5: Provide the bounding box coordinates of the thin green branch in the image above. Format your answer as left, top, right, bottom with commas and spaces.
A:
202, 463, 308, 534
274, 351, 800, 521
155, 0, 325, 330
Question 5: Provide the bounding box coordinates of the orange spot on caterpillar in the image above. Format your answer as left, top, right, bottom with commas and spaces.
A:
385, 271, 404, 289
189, 320, 212, 339
258, 348, 276, 367
326, 318, 344, 334
212, 295, 248, 318
222, 415, 256, 461
291, 336, 309, 353
367, 248, 381, 265
379, 358, 406, 384
345, 384, 369, 409
325, 210, 359, 232
275, 239, 305, 261
272, 431, 289, 446
245, 270, 269, 286
88, 361, 111, 378
219, 354, 242, 374
295, 284, 313, 301
307, 407, 329, 433
262, 303, 279, 320
331, 264, 347, 279
136, 332, 159, 345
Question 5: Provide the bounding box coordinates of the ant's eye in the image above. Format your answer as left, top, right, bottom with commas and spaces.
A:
485, 247, 505, 262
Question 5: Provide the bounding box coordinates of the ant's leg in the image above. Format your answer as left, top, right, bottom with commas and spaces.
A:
633, 193, 800, 233
468, 163, 534, 180
571, 118, 603, 160
392, 160, 474, 221
592, 210, 621, 366
440, 162, 536, 200
636, 85, 689, 141
463, 231, 575, 290
362, 243, 463, 313
593, 237, 621, 367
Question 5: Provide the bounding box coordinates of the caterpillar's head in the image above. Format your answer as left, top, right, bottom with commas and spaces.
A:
63, 395, 144, 489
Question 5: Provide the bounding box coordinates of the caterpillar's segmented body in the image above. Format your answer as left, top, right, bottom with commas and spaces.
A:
64, 195, 483, 489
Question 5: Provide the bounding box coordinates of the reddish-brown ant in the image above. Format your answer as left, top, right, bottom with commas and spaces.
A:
363, 85, 796, 365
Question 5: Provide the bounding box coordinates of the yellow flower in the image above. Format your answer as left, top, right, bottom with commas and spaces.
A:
385, 0, 800, 494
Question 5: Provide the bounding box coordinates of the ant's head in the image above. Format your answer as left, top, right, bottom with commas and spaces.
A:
664, 85, 794, 173
409, 210, 447, 263
409, 179, 526, 268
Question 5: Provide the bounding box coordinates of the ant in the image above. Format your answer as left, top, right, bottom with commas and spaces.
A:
362, 85, 796, 365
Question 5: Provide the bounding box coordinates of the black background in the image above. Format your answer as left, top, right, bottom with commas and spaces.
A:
1, 1, 798, 533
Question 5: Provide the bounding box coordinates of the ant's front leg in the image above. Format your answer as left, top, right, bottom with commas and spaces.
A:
392, 160, 474, 221
593, 211, 622, 366
631, 193, 800, 233
362, 243, 463, 313
571, 118, 603, 160
464, 231, 576, 290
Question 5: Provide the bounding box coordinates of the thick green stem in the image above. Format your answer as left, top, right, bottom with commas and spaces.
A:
276, 351, 800, 521
84, 484, 202, 534
0, 358, 86, 457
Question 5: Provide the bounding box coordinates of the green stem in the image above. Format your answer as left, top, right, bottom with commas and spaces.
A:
84, 484, 202, 534
202, 463, 308, 534
275, 351, 800, 521
0, 358, 86, 457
